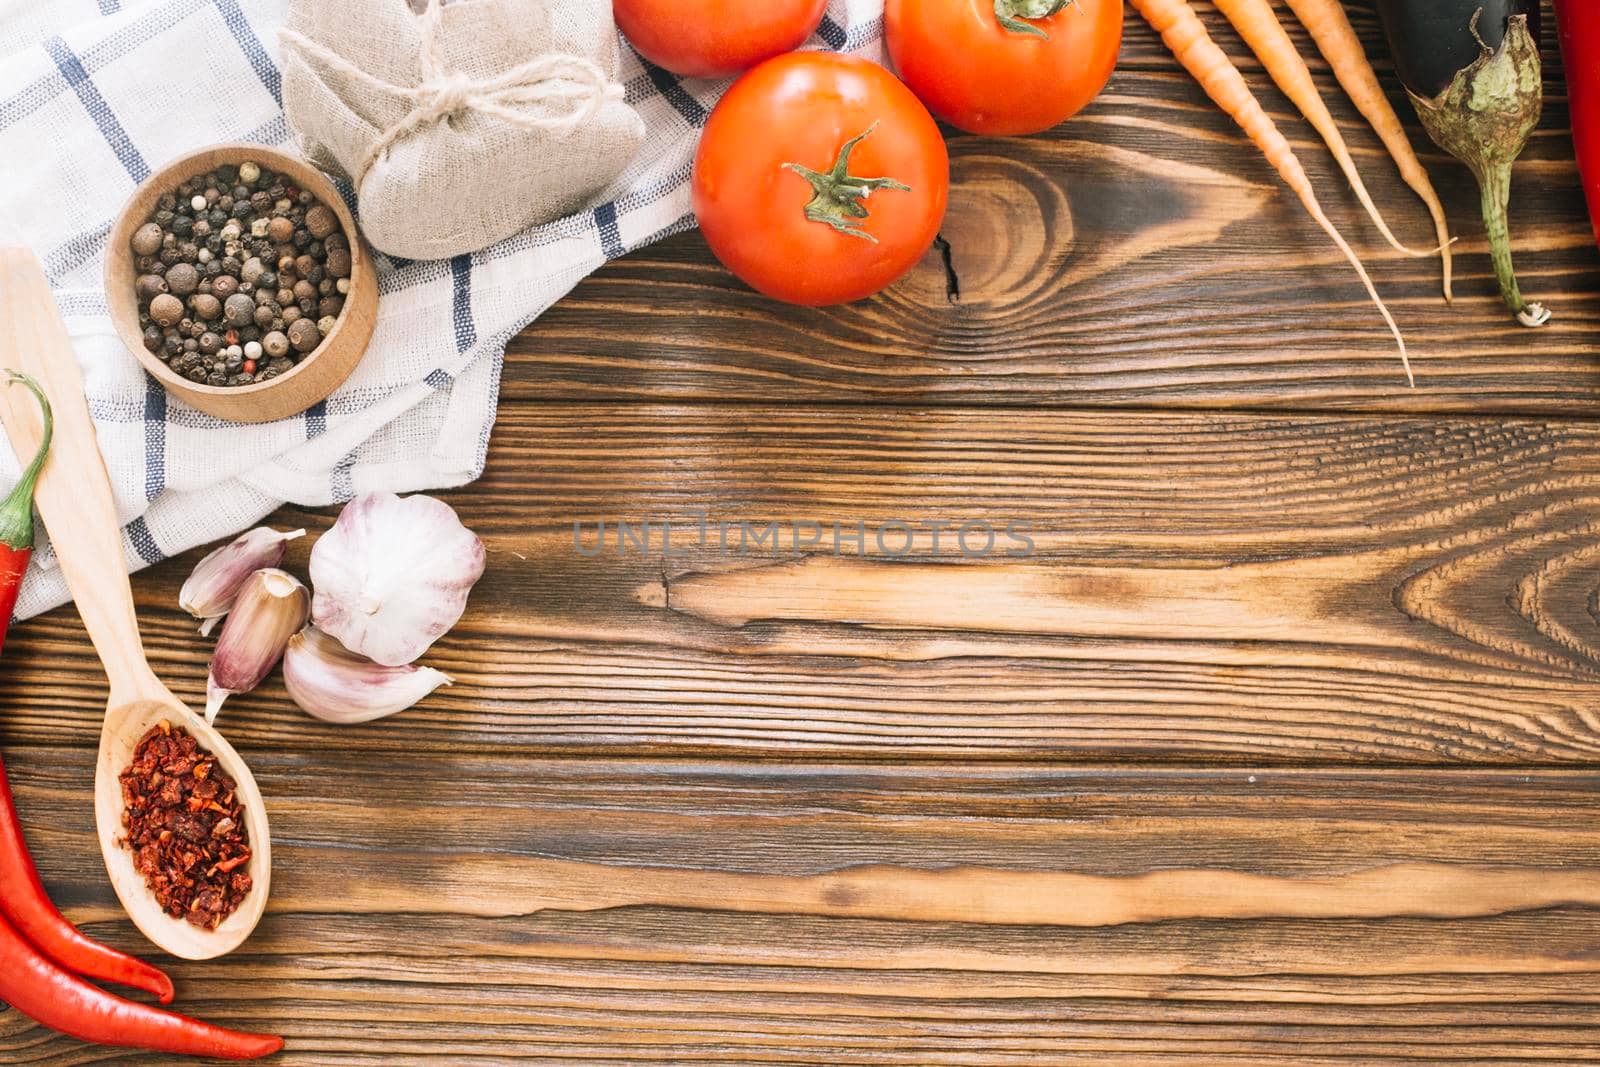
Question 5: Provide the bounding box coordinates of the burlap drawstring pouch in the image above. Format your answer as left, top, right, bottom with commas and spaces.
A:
279, 0, 646, 261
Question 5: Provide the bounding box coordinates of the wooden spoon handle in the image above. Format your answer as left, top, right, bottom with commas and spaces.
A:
0, 248, 164, 704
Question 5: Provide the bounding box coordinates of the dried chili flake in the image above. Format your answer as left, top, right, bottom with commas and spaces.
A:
118, 723, 252, 929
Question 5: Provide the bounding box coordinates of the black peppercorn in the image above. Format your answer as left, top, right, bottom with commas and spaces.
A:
149, 294, 184, 327
304, 205, 338, 240
130, 223, 163, 257
164, 262, 198, 296
287, 318, 320, 353
132, 159, 344, 389
223, 293, 255, 327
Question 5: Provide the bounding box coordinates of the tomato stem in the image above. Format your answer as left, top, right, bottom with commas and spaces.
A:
994, 0, 1078, 38
782, 123, 911, 243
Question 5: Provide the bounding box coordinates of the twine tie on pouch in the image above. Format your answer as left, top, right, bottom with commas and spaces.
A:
279, 0, 625, 186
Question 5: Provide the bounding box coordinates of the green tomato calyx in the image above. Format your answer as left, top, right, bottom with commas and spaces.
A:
783, 123, 911, 243
995, 0, 1078, 38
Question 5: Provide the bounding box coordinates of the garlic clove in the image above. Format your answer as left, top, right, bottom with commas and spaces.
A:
309, 492, 485, 667
283, 626, 452, 724
205, 567, 311, 725
180, 527, 305, 635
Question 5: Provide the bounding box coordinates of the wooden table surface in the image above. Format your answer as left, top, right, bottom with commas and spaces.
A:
5, 4, 1600, 1064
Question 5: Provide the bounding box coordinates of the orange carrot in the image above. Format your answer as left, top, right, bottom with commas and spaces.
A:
1130, 0, 1412, 385
1211, 0, 1430, 259
1279, 0, 1454, 302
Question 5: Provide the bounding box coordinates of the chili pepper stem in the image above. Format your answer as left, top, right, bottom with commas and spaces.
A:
0, 373, 52, 552
1476, 160, 1551, 326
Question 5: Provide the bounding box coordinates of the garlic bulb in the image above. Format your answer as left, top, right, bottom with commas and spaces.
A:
179, 527, 305, 635
309, 493, 485, 667
284, 626, 452, 723
205, 568, 310, 724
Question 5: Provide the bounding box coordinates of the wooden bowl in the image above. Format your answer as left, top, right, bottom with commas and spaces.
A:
105, 144, 377, 423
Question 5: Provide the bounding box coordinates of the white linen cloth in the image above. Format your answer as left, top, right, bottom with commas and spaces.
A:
0, 0, 886, 621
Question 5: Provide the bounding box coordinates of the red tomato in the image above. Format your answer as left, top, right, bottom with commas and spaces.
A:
885, 0, 1122, 135
615, 0, 831, 79
692, 53, 949, 307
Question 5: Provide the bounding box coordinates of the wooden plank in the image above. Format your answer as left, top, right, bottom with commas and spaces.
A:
513, 30, 1598, 411
3, 404, 1600, 763
3, 752, 1599, 1064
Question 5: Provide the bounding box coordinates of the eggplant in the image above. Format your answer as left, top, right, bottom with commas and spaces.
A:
1374, 0, 1550, 326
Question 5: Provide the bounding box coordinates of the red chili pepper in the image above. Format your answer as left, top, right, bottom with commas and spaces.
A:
0, 908, 283, 1059
0, 752, 176, 1002
0, 372, 50, 655
1556, 0, 1600, 247
0, 374, 174, 1002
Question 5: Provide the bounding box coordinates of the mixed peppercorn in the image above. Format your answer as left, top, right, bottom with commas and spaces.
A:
130, 160, 350, 387
118, 722, 252, 929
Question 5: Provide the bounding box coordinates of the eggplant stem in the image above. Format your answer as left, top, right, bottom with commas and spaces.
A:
1477, 159, 1550, 328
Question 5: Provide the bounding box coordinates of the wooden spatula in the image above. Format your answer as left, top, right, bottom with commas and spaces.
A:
0, 247, 270, 960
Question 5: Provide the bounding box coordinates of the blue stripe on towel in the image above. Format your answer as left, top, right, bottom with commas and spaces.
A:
42, 36, 149, 183
450, 254, 476, 352
594, 201, 624, 258
304, 399, 326, 438
637, 56, 707, 126
211, 0, 281, 104
817, 15, 848, 50
126, 516, 163, 564
143, 378, 165, 501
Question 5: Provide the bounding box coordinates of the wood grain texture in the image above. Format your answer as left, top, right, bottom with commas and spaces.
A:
513, 9, 1599, 411
4, 753, 1600, 1064
7, 1, 1600, 1060
7, 405, 1600, 763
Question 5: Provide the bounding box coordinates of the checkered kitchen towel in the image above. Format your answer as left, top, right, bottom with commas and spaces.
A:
0, 0, 885, 621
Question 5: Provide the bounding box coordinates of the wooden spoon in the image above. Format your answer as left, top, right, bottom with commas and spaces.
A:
0, 248, 270, 960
